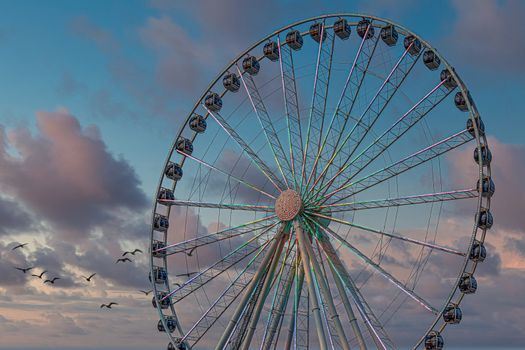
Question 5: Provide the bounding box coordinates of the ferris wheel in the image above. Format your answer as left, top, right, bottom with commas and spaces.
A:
150, 14, 493, 350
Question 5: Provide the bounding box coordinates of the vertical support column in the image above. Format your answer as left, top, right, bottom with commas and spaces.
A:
215, 228, 284, 350
328, 259, 367, 350
294, 220, 328, 350
283, 260, 305, 350
239, 232, 288, 350
299, 221, 352, 350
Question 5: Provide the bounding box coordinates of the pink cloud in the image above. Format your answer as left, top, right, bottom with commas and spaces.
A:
0, 108, 147, 237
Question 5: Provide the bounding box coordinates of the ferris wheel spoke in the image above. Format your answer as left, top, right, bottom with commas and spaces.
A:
321, 129, 474, 205
308, 212, 465, 257
203, 105, 285, 192
315, 231, 395, 350
313, 188, 478, 212
307, 20, 379, 193
158, 215, 277, 256
278, 36, 304, 189
299, 218, 351, 350
294, 220, 330, 350
314, 78, 454, 199
238, 233, 289, 350
302, 22, 335, 191
309, 35, 423, 201
178, 150, 277, 200
237, 66, 294, 188
260, 242, 297, 350
180, 238, 273, 346
215, 225, 288, 350
165, 222, 279, 304
158, 199, 274, 212
312, 218, 439, 314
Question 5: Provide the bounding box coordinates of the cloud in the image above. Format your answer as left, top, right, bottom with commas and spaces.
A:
69, 16, 118, 52
139, 15, 213, 95
445, 0, 525, 76
0, 196, 33, 236
0, 108, 148, 237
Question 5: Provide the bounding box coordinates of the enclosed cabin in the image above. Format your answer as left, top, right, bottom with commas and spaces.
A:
474, 144, 492, 166
176, 137, 194, 155
158, 316, 177, 333
467, 116, 485, 137
477, 176, 495, 198
223, 72, 240, 92
357, 18, 374, 39
380, 25, 398, 46
189, 114, 207, 133
477, 208, 493, 229
470, 240, 487, 262
263, 41, 279, 61
242, 56, 260, 76
157, 187, 175, 203
454, 91, 473, 112
333, 18, 351, 40
404, 35, 422, 56
443, 303, 462, 324
459, 273, 477, 294
168, 339, 187, 350
152, 239, 167, 258
423, 50, 441, 70
152, 291, 171, 309
424, 330, 444, 350
204, 92, 222, 112
153, 266, 168, 284
165, 162, 183, 181
286, 30, 303, 50
154, 214, 170, 232
309, 22, 326, 43
440, 68, 458, 90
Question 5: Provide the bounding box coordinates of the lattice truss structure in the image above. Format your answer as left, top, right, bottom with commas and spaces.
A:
150, 14, 494, 350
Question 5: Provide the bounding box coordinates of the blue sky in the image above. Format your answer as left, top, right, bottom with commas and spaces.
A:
0, 0, 524, 349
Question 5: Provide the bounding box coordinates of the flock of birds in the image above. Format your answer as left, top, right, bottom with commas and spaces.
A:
10, 242, 149, 309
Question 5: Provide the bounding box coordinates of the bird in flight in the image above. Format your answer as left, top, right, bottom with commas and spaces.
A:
175, 271, 198, 278
31, 270, 47, 279
11, 243, 28, 250
186, 246, 197, 257
122, 249, 143, 256
100, 302, 118, 309
139, 290, 152, 295
81, 273, 96, 282
115, 257, 132, 264
43, 277, 61, 284
14, 266, 33, 274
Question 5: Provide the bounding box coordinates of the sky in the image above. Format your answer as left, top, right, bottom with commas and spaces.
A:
0, 0, 524, 349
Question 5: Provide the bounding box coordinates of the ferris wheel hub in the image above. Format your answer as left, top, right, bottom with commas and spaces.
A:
275, 189, 303, 221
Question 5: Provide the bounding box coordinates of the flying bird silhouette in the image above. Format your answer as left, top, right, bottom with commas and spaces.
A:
11, 243, 28, 251
122, 249, 143, 256
175, 271, 198, 278
115, 257, 132, 264
139, 290, 152, 295
100, 302, 118, 309
31, 270, 47, 279
43, 277, 61, 284
81, 273, 96, 282
186, 246, 197, 257
14, 266, 33, 274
